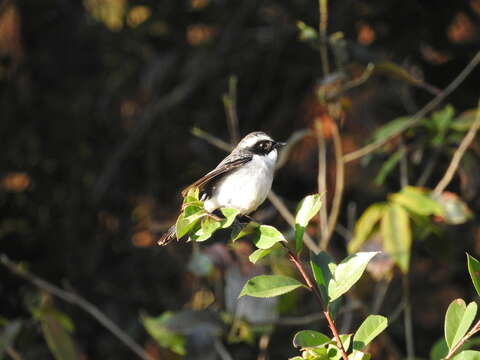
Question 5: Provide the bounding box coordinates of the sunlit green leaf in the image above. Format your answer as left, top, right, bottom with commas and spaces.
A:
467, 253, 480, 297
220, 208, 240, 228
141, 312, 186, 355
175, 211, 206, 239
249, 248, 273, 264
349, 350, 372, 360
252, 225, 286, 249
296, 194, 323, 227
452, 350, 480, 360
389, 186, 444, 216
239, 275, 305, 298
292, 330, 331, 348
353, 315, 388, 351
348, 203, 386, 253
328, 252, 379, 302
297, 21, 318, 41
381, 203, 411, 273
445, 299, 477, 350
327, 334, 352, 360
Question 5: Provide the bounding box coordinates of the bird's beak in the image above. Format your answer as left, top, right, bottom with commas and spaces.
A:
274, 141, 287, 149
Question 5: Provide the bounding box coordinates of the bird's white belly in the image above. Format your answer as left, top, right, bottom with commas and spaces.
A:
204, 156, 274, 214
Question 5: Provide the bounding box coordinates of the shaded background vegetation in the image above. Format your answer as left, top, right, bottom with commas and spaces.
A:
1, 0, 480, 359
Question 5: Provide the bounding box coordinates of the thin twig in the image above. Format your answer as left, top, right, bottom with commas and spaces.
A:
399, 138, 409, 187
402, 275, 415, 360
285, 250, 348, 360
222, 76, 240, 145
213, 338, 234, 360
321, 122, 344, 249
434, 100, 480, 195
0, 255, 153, 360
316, 123, 329, 244
318, 0, 330, 76
444, 319, 480, 359
191, 127, 232, 151
415, 148, 441, 186
343, 51, 480, 163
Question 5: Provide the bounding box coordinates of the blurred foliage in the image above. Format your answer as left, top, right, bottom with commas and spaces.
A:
2, 0, 480, 359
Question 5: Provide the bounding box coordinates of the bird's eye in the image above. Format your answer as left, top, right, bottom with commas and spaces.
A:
256, 141, 271, 153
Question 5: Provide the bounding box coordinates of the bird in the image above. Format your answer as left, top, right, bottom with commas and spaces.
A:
158, 131, 285, 245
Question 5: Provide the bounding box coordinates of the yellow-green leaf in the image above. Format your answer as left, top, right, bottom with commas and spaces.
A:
349, 203, 386, 253
239, 275, 305, 298
389, 186, 443, 216
381, 203, 411, 273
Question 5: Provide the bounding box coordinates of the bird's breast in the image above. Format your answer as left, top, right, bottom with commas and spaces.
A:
206, 155, 275, 214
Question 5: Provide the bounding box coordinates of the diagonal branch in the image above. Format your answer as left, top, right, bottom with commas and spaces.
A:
434, 99, 480, 195
0, 254, 154, 360
343, 51, 480, 163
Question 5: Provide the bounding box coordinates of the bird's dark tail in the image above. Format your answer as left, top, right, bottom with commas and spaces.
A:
157, 225, 177, 246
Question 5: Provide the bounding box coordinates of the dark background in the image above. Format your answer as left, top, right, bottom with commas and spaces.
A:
1, 0, 480, 358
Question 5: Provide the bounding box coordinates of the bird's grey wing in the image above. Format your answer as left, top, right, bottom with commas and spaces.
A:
181, 151, 252, 197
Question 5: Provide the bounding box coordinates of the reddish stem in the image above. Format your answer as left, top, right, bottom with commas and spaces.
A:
286, 249, 349, 360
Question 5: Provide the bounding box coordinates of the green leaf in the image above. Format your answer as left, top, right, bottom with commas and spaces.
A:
467, 253, 480, 297
432, 105, 455, 132
430, 338, 449, 360
231, 221, 260, 242
389, 186, 444, 216
328, 252, 379, 302
349, 350, 372, 360
310, 251, 336, 304
445, 299, 478, 350
381, 203, 411, 273
252, 225, 287, 249
141, 312, 186, 355
453, 350, 480, 360
348, 203, 386, 253
297, 21, 319, 41
372, 117, 415, 143
220, 207, 240, 228
374, 149, 404, 185
190, 216, 222, 242
353, 315, 388, 351
39, 308, 80, 360
327, 334, 352, 360
295, 224, 305, 255
175, 211, 206, 239
239, 275, 305, 298
249, 248, 274, 264
296, 194, 323, 227
292, 330, 331, 348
